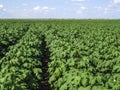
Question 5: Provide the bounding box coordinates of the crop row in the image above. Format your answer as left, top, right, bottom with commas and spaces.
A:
0, 25, 42, 90
0, 23, 29, 59
0, 20, 120, 90
45, 22, 120, 90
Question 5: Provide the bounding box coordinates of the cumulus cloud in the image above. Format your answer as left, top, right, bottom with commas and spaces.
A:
104, 0, 120, 14
0, 4, 6, 11
33, 6, 55, 13
76, 6, 87, 14
112, 0, 120, 4
0, 4, 3, 9
0, 4, 8, 17
33, 6, 40, 11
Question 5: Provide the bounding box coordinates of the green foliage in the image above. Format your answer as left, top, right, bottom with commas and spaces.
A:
0, 23, 29, 59
45, 20, 120, 90
0, 20, 120, 90
0, 26, 42, 90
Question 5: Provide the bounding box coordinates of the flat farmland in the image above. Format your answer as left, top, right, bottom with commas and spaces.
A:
0, 19, 120, 90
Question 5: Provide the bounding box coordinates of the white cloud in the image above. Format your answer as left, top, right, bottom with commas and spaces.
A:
76, 6, 87, 14
33, 6, 40, 11
80, 6, 87, 10
71, 0, 86, 2
104, 0, 120, 14
0, 4, 4, 9
42, 6, 49, 10
42, 6, 55, 12
33, 6, 55, 13
112, 0, 120, 4
0, 4, 8, 17
0, 4, 6, 11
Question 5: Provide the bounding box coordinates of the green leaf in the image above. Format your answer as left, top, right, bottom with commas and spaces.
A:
81, 78, 87, 87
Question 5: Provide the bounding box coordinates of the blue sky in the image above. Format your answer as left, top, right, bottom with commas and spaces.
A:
0, 0, 120, 18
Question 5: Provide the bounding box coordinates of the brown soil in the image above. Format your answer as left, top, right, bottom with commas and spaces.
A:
38, 35, 52, 90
